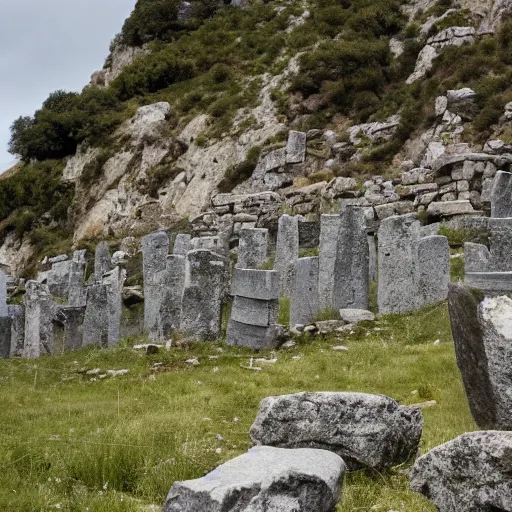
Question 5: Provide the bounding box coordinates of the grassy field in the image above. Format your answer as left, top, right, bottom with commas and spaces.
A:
0, 302, 476, 511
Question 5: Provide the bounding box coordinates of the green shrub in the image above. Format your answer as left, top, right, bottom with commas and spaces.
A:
217, 145, 261, 192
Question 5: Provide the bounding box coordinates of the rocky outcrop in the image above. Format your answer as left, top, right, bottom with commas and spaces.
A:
410, 431, 512, 512
164, 446, 346, 512
249, 392, 423, 470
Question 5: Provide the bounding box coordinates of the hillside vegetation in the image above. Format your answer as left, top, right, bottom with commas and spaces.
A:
0, 303, 476, 511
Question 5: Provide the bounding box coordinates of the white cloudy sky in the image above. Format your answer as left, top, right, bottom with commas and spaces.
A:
0, 0, 137, 172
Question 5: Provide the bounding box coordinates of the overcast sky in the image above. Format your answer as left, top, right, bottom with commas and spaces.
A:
0, 0, 137, 172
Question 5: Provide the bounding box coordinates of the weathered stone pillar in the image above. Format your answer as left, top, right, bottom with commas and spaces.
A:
274, 214, 299, 296
489, 218, 512, 271
227, 268, 281, 349
142, 231, 170, 339
48, 258, 72, 299
417, 235, 450, 307
68, 249, 87, 306
82, 284, 109, 348
334, 206, 369, 310
180, 250, 229, 340
491, 170, 512, 218
54, 306, 86, 351
157, 255, 186, 340
237, 228, 268, 269
448, 284, 512, 430
94, 241, 112, 282
0, 270, 7, 317
8, 305, 25, 358
23, 281, 56, 359
0, 316, 11, 358
464, 242, 490, 273
173, 234, 192, 256
290, 257, 319, 326
318, 214, 341, 311
378, 214, 421, 314
104, 266, 126, 346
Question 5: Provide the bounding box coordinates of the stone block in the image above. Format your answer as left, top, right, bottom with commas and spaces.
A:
236, 228, 268, 269
290, 257, 319, 327
250, 392, 423, 471
464, 272, 512, 292
285, 130, 307, 164
410, 431, 512, 512
417, 236, 450, 307
180, 250, 229, 340
68, 249, 87, 307
489, 218, 512, 271
427, 200, 477, 218
94, 241, 112, 282
0, 271, 7, 317
173, 234, 192, 255
48, 259, 72, 298
82, 284, 109, 348
0, 316, 12, 358
339, 309, 375, 323
226, 320, 283, 349
491, 170, 512, 218
231, 268, 280, 300
334, 206, 369, 310
230, 296, 278, 327
274, 214, 299, 296
378, 214, 421, 315
8, 305, 25, 358
164, 446, 345, 512
464, 242, 490, 273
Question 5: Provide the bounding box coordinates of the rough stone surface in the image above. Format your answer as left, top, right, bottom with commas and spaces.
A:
68, 250, 87, 307
417, 236, 450, 307
0, 271, 7, 317
180, 250, 228, 340
82, 284, 109, 348
488, 218, 512, 271
230, 296, 278, 327
231, 268, 280, 300
339, 309, 375, 323
464, 272, 512, 292
103, 266, 125, 346
285, 130, 307, 164
236, 228, 268, 269
491, 170, 512, 218
8, 305, 25, 358
142, 232, 170, 340
290, 257, 319, 327
464, 242, 491, 273
158, 255, 186, 339
47, 259, 72, 298
378, 214, 421, 314
318, 214, 341, 311
54, 306, 86, 351
274, 215, 299, 296
250, 392, 423, 471
427, 200, 477, 218
164, 446, 346, 512
410, 431, 512, 512
448, 284, 512, 429
0, 316, 11, 358
94, 241, 112, 282
173, 234, 192, 256
333, 207, 369, 310
227, 320, 283, 350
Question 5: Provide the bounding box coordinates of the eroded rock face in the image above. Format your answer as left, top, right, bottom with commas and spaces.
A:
164, 446, 346, 512
249, 392, 423, 470
410, 431, 512, 512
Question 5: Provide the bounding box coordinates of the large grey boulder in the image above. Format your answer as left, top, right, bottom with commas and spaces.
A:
250, 392, 423, 470
164, 446, 346, 512
410, 431, 512, 512
448, 284, 512, 429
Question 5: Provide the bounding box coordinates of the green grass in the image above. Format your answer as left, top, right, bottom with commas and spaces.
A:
0, 302, 476, 511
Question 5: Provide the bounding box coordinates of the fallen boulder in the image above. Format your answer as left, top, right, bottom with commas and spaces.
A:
163, 446, 346, 511
410, 431, 512, 512
249, 392, 423, 470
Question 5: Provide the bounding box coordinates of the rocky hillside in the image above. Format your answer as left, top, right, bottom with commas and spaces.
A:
2, 0, 512, 275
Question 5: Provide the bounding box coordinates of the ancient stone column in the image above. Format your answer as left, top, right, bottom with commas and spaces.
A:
94, 241, 112, 281
0, 316, 11, 358
227, 268, 281, 350
285, 130, 307, 164
318, 214, 341, 311
173, 234, 192, 256
448, 284, 512, 430
237, 228, 268, 269
47, 258, 72, 298
368, 234, 378, 283
68, 249, 87, 307
417, 235, 450, 307
104, 266, 126, 346
491, 170, 512, 218
274, 214, 299, 296
142, 231, 170, 339
82, 284, 109, 348
54, 306, 86, 351
378, 214, 421, 314
488, 218, 512, 271
180, 250, 229, 340
23, 281, 56, 359
8, 305, 25, 358
334, 206, 370, 310
290, 257, 319, 327
157, 255, 186, 340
